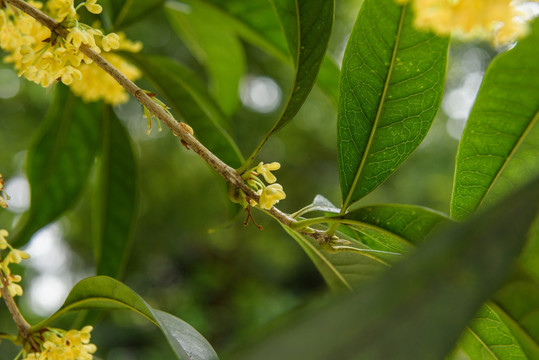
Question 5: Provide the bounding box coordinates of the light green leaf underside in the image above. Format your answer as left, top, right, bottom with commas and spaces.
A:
192, 0, 340, 106
284, 227, 395, 293
34, 276, 219, 360
338, 0, 448, 210
450, 19, 539, 221
269, 0, 334, 133
94, 108, 138, 279
125, 53, 243, 168
13, 86, 102, 247
237, 177, 539, 360
165, 1, 245, 115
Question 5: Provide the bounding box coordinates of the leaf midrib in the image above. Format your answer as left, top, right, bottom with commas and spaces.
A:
341, 6, 407, 212
475, 108, 539, 212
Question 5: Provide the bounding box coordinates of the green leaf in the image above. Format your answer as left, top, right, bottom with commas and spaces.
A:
343, 204, 449, 247
34, 276, 219, 360
124, 53, 243, 168
194, 0, 340, 106
93, 107, 138, 278
284, 227, 398, 293
451, 19, 539, 221
236, 176, 539, 360
338, 0, 449, 210
456, 304, 528, 360
165, 1, 246, 115
12, 86, 102, 246
268, 0, 334, 132
101, 0, 165, 30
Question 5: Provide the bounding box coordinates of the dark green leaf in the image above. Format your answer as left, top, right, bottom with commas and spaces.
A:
237, 177, 539, 360
33, 276, 219, 360
165, 1, 246, 115
194, 0, 340, 105
284, 227, 398, 293
451, 19, 539, 221
101, 0, 165, 30
94, 107, 138, 278
268, 0, 334, 132
12, 86, 102, 246
338, 0, 448, 210
124, 53, 243, 168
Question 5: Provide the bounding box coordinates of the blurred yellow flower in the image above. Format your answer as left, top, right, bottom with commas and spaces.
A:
396, 0, 535, 45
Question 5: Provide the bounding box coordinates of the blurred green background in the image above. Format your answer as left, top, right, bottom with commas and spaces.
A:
0, 0, 501, 358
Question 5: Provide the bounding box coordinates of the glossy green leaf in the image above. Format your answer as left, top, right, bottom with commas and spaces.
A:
284, 227, 399, 293
34, 276, 219, 360
124, 53, 243, 168
193, 0, 340, 106
101, 0, 165, 30
237, 176, 539, 360
268, 0, 334, 133
338, 0, 449, 210
456, 304, 528, 359
165, 1, 246, 115
94, 107, 138, 278
12, 86, 102, 246
451, 19, 539, 221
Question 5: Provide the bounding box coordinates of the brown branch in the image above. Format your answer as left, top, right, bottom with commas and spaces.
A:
4, 0, 332, 244
0, 271, 38, 350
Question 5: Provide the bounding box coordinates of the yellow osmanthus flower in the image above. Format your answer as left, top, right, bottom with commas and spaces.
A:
256, 162, 280, 184
0, 230, 29, 299
0, 0, 142, 105
22, 326, 97, 360
242, 162, 286, 210
258, 183, 286, 210
395, 0, 536, 45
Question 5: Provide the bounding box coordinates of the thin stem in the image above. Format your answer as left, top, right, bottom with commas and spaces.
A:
4, 0, 334, 245
0, 271, 37, 350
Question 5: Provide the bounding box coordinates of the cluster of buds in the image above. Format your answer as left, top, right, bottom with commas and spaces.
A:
0, 229, 29, 299
23, 326, 97, 360
394, 0, 533, 46
243, 162, 286, 210
0, 0, 141, 105
0, 173, 8, 208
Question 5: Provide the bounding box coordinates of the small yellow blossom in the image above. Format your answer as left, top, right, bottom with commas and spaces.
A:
84, 0, 103, 14
22, 326, 97, 360
396, 0, 535, 46
102, 33, 120, 52
256, 162, 281, 184
0, 229, 8, 250
259, 184, 286, 210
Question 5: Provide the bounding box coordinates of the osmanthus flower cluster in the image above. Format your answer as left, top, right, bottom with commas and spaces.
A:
0, 0, 141, 105
395, 0, 538, 46
22, 326, 97, 360
243, 162, 286, 210
0, 229, 28, 299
